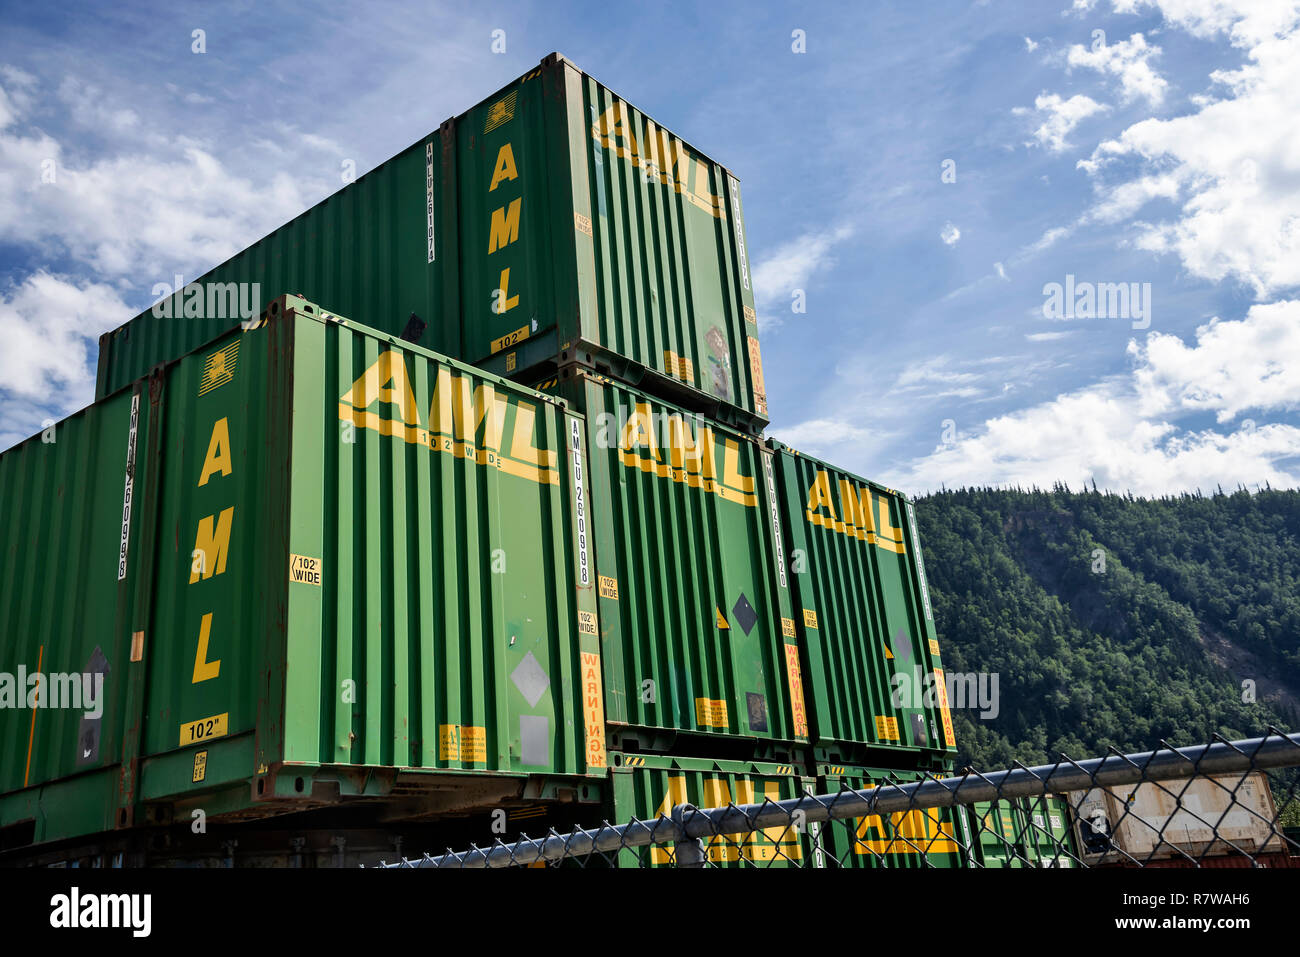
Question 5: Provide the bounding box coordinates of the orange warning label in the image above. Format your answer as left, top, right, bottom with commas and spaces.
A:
933, 669, 956, 748
747, 336, 768, 416
874, 715, 900, 741
784, 643, 808, 739
581, 652, 607, 768
695, 697, 729, 728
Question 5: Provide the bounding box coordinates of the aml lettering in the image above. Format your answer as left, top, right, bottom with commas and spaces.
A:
615, 403, 756, 506
590, 104, 725, 219
804, 470, 904, 552
339, 351, 559, 486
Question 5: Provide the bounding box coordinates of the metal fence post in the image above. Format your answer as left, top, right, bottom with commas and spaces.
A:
671, 803, 706, 868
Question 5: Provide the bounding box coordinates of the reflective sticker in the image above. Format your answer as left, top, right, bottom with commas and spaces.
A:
715, 607, 729, 630
192, 750, 208, 783
510, 651, 551, 708
505, 352, 516, 372
731, 593, 758, 635
574, 211, 592, 237
929, 638, 941, 657
117, 393, 139, 582
577, 610, 597, 635
599, 575, 619, 600
781, 617, 796, 638
802, 608, 819, 629
694, 698, 729, 728
519, 715, 549, 766
179, 712, 229, 748
874, 715, 900, 741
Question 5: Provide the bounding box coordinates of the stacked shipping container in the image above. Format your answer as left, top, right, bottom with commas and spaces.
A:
0, 54, 965, 866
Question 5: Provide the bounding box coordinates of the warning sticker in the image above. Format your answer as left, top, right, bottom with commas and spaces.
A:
747, 336, 767, 417
598, 575, 619, 600
577, 610, 597, 636
289, 554, 322, 586
874, 715, 900, 741
802, 608, 819, 629
781, 617, 796, 638
928, 639, 941, 657
933, 669, 957, 748
695, 698, 729, 729
662, 350, 696, 385
581, 651, 607, 768
439, 724, 487, 763
715, 607, 730, 630
784, 643, 808, 739
192, 750, 208, 784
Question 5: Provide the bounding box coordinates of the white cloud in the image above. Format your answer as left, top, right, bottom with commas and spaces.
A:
1133, 300, 1300, 422
1112, 0, 1300, 47
0, 72, 327, 286
1026, 331, 1075, 341
994, 262, 1009, 280
752, 222, 854, 317
1025, 37, 1040, 52
768, 418, 874, 455
887, 301, 1300, 494
1066, 33, 1168, 105
0, 272, 133, 408
1015, 93, 1109, 152
940, 222, 961, 245
1080, 3, 1300, 295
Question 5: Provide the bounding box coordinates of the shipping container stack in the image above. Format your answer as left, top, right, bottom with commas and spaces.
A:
0, 54, 962, 868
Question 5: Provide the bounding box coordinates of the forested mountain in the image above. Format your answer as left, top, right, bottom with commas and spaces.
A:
914, 486, 1300, 770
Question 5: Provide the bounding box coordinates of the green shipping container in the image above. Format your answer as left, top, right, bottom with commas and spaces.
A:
606, 753, 807, 868
0, 295, 605, 851
811, 765, 969, 869
970, 795, 1077, 868
769, 442, 957, 768
96, 53, 768, 431
538, 369, 807, 758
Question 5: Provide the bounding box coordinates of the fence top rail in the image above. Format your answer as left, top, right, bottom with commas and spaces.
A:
372, 730, 1300, 869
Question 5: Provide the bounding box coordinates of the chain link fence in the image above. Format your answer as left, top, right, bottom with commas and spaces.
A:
376, 729, 1300, 869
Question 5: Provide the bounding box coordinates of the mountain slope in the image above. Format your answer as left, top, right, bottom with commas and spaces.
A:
913, 486, 1300, 769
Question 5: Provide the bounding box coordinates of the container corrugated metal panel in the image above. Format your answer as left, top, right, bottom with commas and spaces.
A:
1, 296, 605, 850
0, 390, 151, 842
96, 139, 445, 402
1071, 771, 1283, 863
538, 369, 806, 756
812, 766, 968, 868
769, 441, 956, 768
607, 753, 806, 867
460, 56, 766, 429
970, 796, 1076, 868
95, 54, 768, 432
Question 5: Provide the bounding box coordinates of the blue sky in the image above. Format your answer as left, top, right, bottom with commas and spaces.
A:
1, 0, 1297, 495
